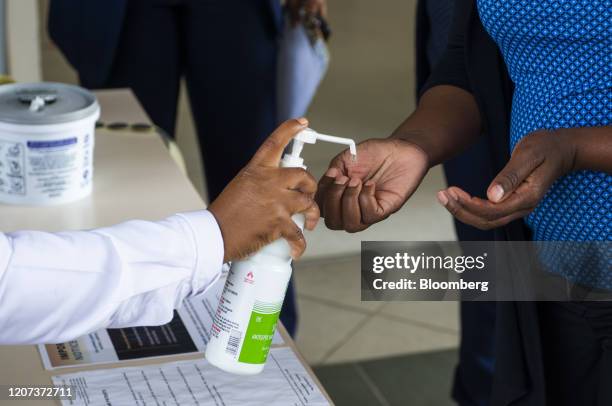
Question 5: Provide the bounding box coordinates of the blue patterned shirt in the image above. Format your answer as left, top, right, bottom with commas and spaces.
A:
477, 0, 611, 243
477, 0, 611, 288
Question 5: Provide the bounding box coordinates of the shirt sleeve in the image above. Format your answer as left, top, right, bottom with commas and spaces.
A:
0, 211, 224, 345
420, 0, 474, 96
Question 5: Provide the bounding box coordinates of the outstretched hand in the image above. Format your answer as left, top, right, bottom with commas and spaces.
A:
316, 139, 429, 232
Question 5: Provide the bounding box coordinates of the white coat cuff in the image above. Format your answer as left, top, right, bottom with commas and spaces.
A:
176, 211, 224, 294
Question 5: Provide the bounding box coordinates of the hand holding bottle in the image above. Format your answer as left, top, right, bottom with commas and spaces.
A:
209, 119, 320, 262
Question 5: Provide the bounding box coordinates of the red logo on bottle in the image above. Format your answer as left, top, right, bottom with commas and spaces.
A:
244, 271, 255, 284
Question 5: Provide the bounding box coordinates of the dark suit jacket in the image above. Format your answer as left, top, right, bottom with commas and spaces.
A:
415, 0, 432, 96
48, 0, 282, 87
421, 1, 543, 405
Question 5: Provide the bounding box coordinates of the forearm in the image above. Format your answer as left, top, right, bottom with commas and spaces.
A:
566, 126, 612, 173
390, 85, 482, 167
0, 211, 223, 344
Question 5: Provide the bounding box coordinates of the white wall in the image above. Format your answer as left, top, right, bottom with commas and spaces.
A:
5, 0, 41, 81
0, 0, 7, 74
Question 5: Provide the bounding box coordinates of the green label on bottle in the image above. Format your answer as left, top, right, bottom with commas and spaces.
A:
238, 301, 282, 364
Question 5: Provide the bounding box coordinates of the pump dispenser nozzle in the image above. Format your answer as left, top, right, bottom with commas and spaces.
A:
282, 128, 357, 169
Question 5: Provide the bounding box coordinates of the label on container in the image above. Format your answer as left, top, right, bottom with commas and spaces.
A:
238, 301, 282, 364
0, 140, 27, 196
0, 132, 93, 204
208, 260, 291, 366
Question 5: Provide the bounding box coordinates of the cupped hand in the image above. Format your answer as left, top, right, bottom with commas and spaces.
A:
316, 138, 429, 232
437, 129, 577, 230
209, 119, 320, 262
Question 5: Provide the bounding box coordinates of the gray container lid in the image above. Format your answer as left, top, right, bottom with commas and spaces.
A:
0, 82, 99, 125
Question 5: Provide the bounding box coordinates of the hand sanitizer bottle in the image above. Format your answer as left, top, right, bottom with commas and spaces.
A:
205, 129, 357, 375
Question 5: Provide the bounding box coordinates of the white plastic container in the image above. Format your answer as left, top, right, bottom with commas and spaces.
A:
0, 83, 100, 205
205, 129, 357, 375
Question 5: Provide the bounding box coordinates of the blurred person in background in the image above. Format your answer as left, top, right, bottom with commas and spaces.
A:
48, 0, 326, 337
416, 1, 496, 405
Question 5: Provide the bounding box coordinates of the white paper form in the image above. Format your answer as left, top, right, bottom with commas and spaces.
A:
39, 274, 284, 370
52, 347, 330, 406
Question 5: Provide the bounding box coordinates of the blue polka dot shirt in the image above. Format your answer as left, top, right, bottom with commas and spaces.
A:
477, 0, 611, 242
477, 0, 611, 287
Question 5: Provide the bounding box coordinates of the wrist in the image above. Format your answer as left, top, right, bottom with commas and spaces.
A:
556, 128, 582, 172
560, 125, 612, 173
207, 204, 230, 263
389, 132, 434, 168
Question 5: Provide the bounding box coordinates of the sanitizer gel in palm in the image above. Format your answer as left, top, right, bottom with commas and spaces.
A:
205, 129, 357, 375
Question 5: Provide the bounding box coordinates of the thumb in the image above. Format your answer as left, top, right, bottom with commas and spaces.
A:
488, 148, 543, 203
250, 118, 309, 167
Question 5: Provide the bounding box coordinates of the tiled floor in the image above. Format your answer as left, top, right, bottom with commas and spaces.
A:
314, 349, 458, 406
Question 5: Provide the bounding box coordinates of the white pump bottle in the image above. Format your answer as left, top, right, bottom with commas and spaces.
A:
205, 129, 356, 375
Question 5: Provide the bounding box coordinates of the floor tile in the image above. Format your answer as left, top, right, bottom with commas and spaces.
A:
294, 256, 384, 313
359, 350, 458, 406
313, 363, 387, 406
314, 350, 459, 406
325, 314, 458, 364
295, 297, 369, 365
379, 302, 460, 333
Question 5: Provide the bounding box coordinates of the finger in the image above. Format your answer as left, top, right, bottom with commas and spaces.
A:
446, 185, 539, 221
284, 190, 315, 214
488, 146, 544, 203
280, 220, 307, 259
316, 167, 340, 211
283, 168, 318, 195
323, 176, 349, 229
342, 178, 367, 233
250, 118, 308, 167
303, 202, 321, 231
438, 191, 532, 230
359, 181, 387, 225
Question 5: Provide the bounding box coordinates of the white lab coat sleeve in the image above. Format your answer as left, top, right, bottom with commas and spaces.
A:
0, 210, 224, 345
